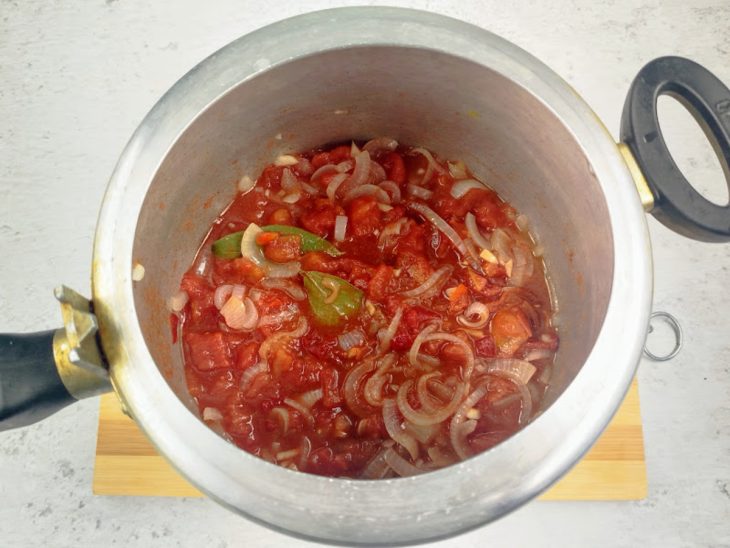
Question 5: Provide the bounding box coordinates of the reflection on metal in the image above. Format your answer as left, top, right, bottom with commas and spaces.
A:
643, 311, 683, 361
52, 286, 111, 399
618, 142, 656, 212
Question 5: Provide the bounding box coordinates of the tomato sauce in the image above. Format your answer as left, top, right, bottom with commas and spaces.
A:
173, 139, 558, 478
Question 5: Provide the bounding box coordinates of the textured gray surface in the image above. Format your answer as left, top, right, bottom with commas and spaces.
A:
1, 1, 729, 547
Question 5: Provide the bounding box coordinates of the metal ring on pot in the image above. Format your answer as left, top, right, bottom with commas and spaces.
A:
643, 311, 683, 362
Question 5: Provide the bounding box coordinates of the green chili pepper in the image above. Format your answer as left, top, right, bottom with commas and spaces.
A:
302, 271, 363, 327
212, 225, 342, 259
211, 231, 245, 259
262, 225, 343, 256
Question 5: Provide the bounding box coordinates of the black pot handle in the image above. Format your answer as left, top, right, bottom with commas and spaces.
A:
620, 56, 730, 242
0, 331, 76, 430
0, 287, 113, 432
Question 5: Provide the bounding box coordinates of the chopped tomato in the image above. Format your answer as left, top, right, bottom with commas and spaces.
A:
301, 199, 339, 236
311, 145, 351, 169
267, 207, 293, 226
391, 306, 439, 352
380, 151, 406, 185
347, 196, 383, 237
213, 257, 265, 285
367, 264, 394, 301
475, 335, 497, 357
321, 368, 341, 407
184, 332, 233, 371
490, 307, 532, 356
262, 234, 302, 263
255, 231, 279, 246
235, 341, 259, 370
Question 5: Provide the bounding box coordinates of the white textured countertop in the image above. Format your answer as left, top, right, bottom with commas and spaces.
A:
1, 1, 729, 547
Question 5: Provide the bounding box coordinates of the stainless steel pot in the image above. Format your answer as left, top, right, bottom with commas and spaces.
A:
2, 7, 729, 545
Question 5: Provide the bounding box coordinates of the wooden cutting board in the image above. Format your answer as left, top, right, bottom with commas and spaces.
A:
93, 380, 646, 500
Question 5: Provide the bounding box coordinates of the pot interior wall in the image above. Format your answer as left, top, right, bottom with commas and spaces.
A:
132, 46, 613, 419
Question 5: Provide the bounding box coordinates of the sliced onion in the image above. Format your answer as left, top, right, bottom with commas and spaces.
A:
377, 306, 403, 354
310, 163, 338, 182
509, 242, 534, 287
343, 360, 377, 418
362, 353, 397, 407
363, 137, 398, 153
407, 184, 433, 200
363, 374, 388, 407
298, 436, 312, 470
451, 419, 478, 460
258, 317, 308, 361
515, 214, 529, 231
513, 383, 533, 426
361, 447, 391, 479
523, 347, 554, 362
214, 285, 234, 310
220, 296, 258, 330
202, 407, 223, 422
275, 448, 300, 462
232, 285, 246, 300
336, 160, 354, 173
465, 212, 491, 250
457, 302, 490, 329
338, 329, 365, 351
408, 324, 437, 368
449, 383, 489, 459
450, 179, 485, 199
416, 372, 446, 412
238, 174, 255, 193
257, 302, 299, 328
240, 361, 269, 392
404, 421, 439, 444
490, 228, 513, 264
369, 161, 387, 184
334, 215, 348, 242
274, 154, 298, 166
480, 358, 536, 385
412, 147, 444, 186
338, 150, 371, 196
132, 262, 145, 281
377, 218, 407, 248
260, 278, 306, 301
422, 332, 475, 381
537, 363, 552, 385
448, 160, 467, 179
240, 223, 302, 278
296, 157, 313, 176
326, 173, 349, 202
297, 388, 323, 409
284, 397, 315, 426
383, 399, 419, 459
281, 168, 299, 191
401, 265, 453, 299
269, 407, 290, 434
396, 379, 466, 426
383, 448, 422, 477
282, 191, 300, 204
343, 184, 391, 205
428, 445, 456, 467
300, 182, 319, 195
408, 202, 482, 272
351, 141, 360, 156
378, 181, 401, 203
167, 290, 189, 312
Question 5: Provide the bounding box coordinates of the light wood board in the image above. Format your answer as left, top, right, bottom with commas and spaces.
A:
94, 380, 646, 500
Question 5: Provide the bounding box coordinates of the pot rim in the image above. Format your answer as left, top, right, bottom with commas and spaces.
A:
91, 7, 652, 545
